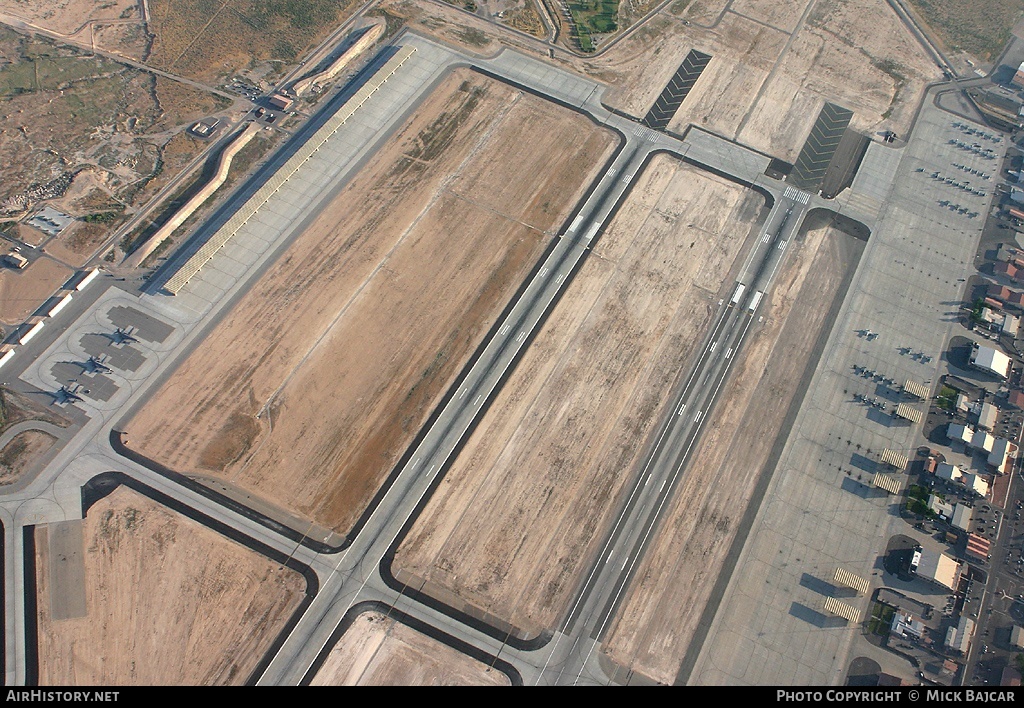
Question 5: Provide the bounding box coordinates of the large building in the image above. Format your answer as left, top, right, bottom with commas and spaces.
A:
971, 344, 1012, 379
915, 549, 964, 590
945, 615, 976, 654
1012, 61, 1024, 89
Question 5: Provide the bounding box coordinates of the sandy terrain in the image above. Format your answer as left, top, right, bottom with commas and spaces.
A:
729, 0, 806, 32
735, 0, 937, 162
0, 0, 138, 36
602, 220, 861, 684
393, 155, 764, 637
34, 485, 306, 684
592, 0, 937, 163
0, 430, 54, 485
128, 70, 616, 538
0, 257, 71, 325
311, 611, 510, 685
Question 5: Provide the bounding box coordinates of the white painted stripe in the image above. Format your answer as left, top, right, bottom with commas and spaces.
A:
568, 214, 584, 233
677, 402, 686, 416
0, 350, 15, 370
516, 331, 526, 342
583, 222, 601, 241
725, 347, 733, 359
621, 173, 632, 185
459, 388, 468, 399
500, 324, 510, 335
709, 341, 717, 354
694, 410, 703, 424
539, 266, 549, 276
474, 395, 482, 406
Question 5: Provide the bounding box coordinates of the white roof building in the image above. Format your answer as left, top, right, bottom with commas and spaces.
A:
971, 345, 1012, 379
916, 549, 963, 590
956, 393, 971, 414
971, 428, 996, 454
892, 610, 925, 639
928, 494, 953, 518
952, 503, 973, 531
978, 402, 999, 431
1003, 314, 1020, 337
947, 422, 974, 445
946, 615, 976, 654
963, 473, 989, 497
988, 437, 1018, 472
937, 462, 964, 482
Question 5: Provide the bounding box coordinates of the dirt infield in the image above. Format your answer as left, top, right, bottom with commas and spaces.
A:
127, 69, 616, 538
0, 257, 72, 325
34, 485, 306, 685
601, 218, 862, 684
393, 154, 764, 637
0, 430, 55, 485
310, 611, 511, 685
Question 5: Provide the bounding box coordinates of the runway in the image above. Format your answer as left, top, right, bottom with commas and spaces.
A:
1, 33, 822, 685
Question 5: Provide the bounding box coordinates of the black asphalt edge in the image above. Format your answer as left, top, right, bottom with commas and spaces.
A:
74, 470, 318, 686
299, 600, 523, 686
22, 525, 38, 686
379, 147, 773, 651
642, 49, 713, 130
789, 103, 854, 191
147, 44, 407, 294
108, 431, 337, 554
673, 207, 870, 685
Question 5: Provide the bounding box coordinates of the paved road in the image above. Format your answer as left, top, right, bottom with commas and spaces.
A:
255, 130, 806, 684
1, 35, 825, 686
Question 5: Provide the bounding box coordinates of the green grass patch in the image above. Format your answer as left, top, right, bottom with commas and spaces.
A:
937, 385, 957, 411
567, 0, 620, 52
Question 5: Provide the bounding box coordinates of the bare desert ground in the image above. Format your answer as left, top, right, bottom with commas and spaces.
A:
310, 610, 510, 686
602, 218, 862, 684
0, 257, 71, 325
596, 0, 937, 163
35, 485, 306, 685
0, 430, 54, 485
393, 154, 764, 637
128, 69, 616, 539
0, 0, 138, 36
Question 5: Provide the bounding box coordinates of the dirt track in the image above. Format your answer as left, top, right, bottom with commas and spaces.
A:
393, 154, 764, 637
128, 70, 616, 537
34, 485, 305, 685
311, 611, 510, 685
602, 220, 861, 684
